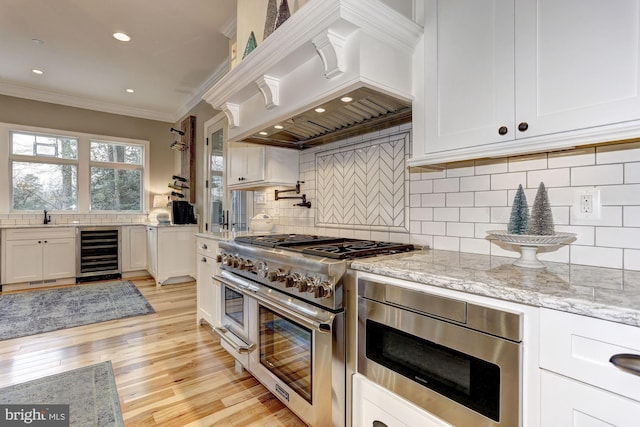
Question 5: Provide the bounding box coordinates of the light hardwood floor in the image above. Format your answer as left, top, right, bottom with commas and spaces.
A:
0, 276, 306, 426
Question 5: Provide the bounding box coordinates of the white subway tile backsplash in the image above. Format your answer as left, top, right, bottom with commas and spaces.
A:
600, 184, 640, 205
434, 178, 460, 193
460, 175, 490, 192
475, 158, 508, 175
410, 180, 433, 194
625, 162, 640, 183
447, 222, 475, 238
597, 141, 640, 164
421, 193, 446, 207
460, 207, 490, 223
476, 191, 508, 207
238, 128, 640, 271
434, 208, 459, 222
548, 148, 595, 168
460, 238, 491, 255
624, 207, 640, 227
527, 168, 570, 188
597, 227, 640, 249
571, 164, 624, 186
571, 245, 623, 269
446, 192, 474, 207
434, 236, 460, 251
508, 153, 547, 172
422, 222, 446, 236
491, 172, 527, 190
411, 208, 433, 221
624, 249, 640, 271
445, 161, 475, 177
490, 207, 511, 224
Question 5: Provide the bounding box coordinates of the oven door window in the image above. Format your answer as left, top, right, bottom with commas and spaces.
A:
224, 286, 244, 327
259, 305, 313, 403
366, 319, 500, 422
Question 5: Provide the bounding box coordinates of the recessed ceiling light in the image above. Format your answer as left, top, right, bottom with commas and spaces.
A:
126, 88, 135, 93
113, 32, 131, 42
31, 38, 44, 45
259, 131, 268, 136
315, 107, 326, 113
31, 69, 44, 75
341, 96, 353, 103
274, 125, 284, 130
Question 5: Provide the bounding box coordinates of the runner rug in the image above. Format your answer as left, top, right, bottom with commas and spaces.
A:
0, 280, 155, 341
0, 361, 124, 426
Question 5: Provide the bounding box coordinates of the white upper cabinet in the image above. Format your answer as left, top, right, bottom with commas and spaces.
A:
227, 142, 299, 190
411, 0, 640, 166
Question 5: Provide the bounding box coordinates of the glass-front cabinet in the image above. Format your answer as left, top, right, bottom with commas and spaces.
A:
203, 113, 250, 233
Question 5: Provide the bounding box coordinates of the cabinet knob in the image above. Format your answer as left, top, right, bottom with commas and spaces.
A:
201, 257, 207, 263
518, 122, 529, 132
201, 244, 208, 250
38, 240, 42, 244
498, 126, 508, 135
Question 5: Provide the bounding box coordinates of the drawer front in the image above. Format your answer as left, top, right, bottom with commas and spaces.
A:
540, 308, 640, 401
541, 370, 640, 427
196, 237, 218, 257
5, 227, 76, 240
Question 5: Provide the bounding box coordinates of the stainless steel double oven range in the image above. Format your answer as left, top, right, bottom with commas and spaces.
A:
212, 234, 414, 427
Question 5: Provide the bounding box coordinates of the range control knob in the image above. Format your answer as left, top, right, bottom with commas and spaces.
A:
221, 254, 233, 266
313, 281, 333, 299
216, 254, 223, 263
285, 272, 303, 288
266, 268, 285, 282
239, 259, 253, 271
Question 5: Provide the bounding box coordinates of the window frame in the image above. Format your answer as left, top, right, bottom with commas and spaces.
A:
0, 122, 150, 214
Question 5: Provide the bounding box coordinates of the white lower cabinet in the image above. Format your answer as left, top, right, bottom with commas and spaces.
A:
352, 374, 452, 427
121, 225, 147, 273
539, 308, 640, 426
1, 227, 76, 286
541, 370, 640, 427
196, 236, 220, 327
146, 225, 197, 287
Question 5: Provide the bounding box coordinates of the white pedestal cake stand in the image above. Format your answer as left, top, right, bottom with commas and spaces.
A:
487, 231, 577, 269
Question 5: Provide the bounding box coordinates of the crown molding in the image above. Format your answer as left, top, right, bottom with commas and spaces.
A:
0, 81, 175, 122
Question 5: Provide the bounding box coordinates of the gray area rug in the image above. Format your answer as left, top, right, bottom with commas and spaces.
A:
0, 361, 124, 427
0, 280, 155, 341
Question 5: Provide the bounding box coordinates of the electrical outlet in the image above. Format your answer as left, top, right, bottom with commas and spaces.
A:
574, 189, 601, 222
580, 194, 594, 214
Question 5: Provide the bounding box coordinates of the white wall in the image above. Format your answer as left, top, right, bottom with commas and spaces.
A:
257, 124, 640, 271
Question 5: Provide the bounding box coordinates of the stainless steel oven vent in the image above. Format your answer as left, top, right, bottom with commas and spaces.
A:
241, 87, 412, 149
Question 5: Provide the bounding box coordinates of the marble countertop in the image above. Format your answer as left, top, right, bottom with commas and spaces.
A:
350, 249, 640, 327
0, 222, 197, 229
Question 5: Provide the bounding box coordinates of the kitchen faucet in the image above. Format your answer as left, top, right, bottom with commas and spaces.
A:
43, 209, 51, 224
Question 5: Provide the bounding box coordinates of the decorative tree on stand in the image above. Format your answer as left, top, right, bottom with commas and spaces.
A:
508, 184, 529, 234
528, 182, 555, 235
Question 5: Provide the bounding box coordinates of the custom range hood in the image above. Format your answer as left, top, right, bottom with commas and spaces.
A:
203, 0, 423, 149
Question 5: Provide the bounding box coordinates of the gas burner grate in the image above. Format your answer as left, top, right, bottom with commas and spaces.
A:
302, 241, 414, 259
235, 234, 345, 248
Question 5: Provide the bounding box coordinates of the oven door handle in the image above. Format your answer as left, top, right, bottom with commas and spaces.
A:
212, 326, 256, 354
214, 272, 335, 334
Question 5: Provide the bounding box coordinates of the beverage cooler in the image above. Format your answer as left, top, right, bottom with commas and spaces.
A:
76, 227, 121, 282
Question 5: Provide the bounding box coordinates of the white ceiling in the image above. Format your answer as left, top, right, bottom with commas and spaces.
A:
0, 0, 237, 122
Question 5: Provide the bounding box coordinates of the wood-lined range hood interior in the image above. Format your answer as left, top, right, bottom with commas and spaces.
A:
203, 0, 423, 149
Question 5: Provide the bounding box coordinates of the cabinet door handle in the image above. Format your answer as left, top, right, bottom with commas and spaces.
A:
38, 240, 42, 244
518, 122, 529, 132
498, 126, 508, 135
201, 257, 207, 263
610, 353, 640, 377
44, 240, 47, 243
201, 244, 208, 250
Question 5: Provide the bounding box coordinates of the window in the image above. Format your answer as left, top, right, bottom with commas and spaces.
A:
10, 131, 78, 210
8, 129, 147, 213
90, 141, 144, 211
